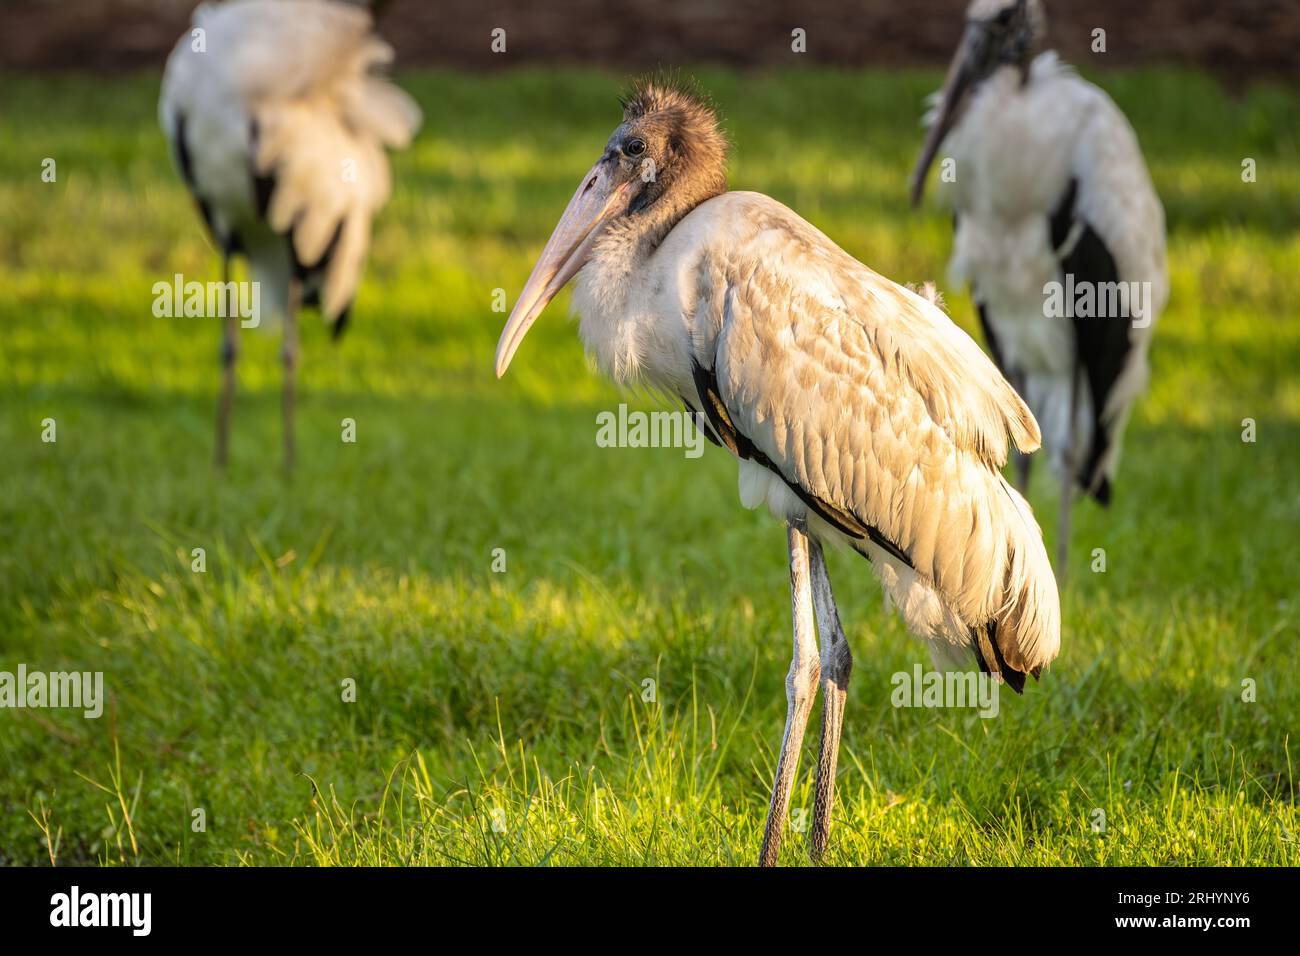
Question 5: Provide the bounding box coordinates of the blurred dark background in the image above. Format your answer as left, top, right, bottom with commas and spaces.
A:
1, 0, 1296, 78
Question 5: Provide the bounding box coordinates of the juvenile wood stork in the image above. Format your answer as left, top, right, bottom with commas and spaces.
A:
495, 78, 1061, 865
159, 0, 421, 470
910, 0, 1167, 577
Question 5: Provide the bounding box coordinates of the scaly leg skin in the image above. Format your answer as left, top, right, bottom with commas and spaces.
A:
808, 537, 852, 862
1057, 368, 1079, 584
758, 517, 821, 868
214, 253, 239, 469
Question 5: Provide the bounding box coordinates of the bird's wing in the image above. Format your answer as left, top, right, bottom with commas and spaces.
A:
705, 196, 1040, 469
1067, 89, 1168, 321
1051, 89, 1166, 496
696, 195, 1058, 674
159, 0, 422, 322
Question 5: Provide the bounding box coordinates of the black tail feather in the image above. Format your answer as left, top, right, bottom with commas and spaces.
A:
331, 304, 352, 342
972, 621, 1027, 695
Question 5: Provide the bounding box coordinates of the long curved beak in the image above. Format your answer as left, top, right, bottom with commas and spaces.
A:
910, 23, 992, 207
494, 157, 634, 378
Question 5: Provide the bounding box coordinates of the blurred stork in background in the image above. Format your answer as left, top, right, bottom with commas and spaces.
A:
494, 77, 1061, 865
911, 0, 1166, 579
159, 0, 421, 471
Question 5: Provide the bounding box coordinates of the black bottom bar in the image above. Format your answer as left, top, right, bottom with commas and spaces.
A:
0, 865, 1285, 941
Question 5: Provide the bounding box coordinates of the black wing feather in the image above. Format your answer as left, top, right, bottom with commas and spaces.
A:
173, 113, 237, 253
1051, 178, 1132, 505
975, 301, 1005, 372
692, 360, 1039, 690
690, 360, 914, 569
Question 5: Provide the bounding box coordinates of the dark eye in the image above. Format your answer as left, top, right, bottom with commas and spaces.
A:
625, 138, 646, 157
994, 6, 1015, 25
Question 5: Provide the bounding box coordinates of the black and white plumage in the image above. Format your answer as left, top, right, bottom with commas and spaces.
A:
495, 78, 1060, 865
159, 0, 421, 468
911, 0, 1167, 574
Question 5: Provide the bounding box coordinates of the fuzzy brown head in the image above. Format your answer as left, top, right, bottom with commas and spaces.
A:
494, 75, 729, 378
610, 76, 730, 218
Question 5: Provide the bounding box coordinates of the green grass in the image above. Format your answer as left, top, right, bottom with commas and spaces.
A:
1, 66, 1298, 866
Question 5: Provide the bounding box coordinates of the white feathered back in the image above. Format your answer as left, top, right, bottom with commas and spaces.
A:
649, 193, 1061, 678
160, 0, 422, 324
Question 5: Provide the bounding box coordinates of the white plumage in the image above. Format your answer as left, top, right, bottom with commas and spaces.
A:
159, 0, 420, 468
912, 0, 1166, 570
494, 78, 1061, 864
160, 0, 420, 325
575, 191, 1059, 675
941, 55, 1165, 490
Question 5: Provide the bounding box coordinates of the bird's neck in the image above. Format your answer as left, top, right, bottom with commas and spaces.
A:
574, 170, 727, 386
607, 168, 727, 280
632, 174, 727, 258
573, 192, 712, 389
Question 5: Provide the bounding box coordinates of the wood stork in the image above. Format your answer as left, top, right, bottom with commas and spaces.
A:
910, 0, 1167, 578
159, 0, 421, 471
495, 77, 1061, 865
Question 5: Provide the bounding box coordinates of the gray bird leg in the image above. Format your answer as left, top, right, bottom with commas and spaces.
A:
282, 277, 301, 475
214, 252, 238, 469
758, 517, 821, 867
808, 536, 852, 862
1057, 368, 1079, 583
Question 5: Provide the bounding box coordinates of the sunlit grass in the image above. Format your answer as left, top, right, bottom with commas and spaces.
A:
0, 67, 1296, 866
